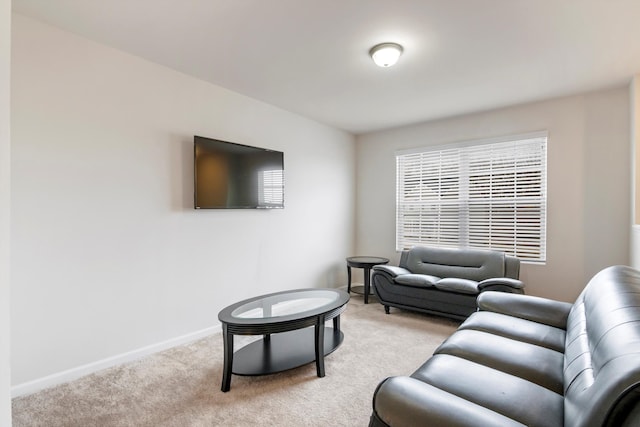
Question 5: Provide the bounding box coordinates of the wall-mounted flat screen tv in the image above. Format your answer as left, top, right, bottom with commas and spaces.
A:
194, 136, 284, 209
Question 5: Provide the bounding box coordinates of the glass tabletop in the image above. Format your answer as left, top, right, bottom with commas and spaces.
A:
220, 289, 349, 324
232, 290, 338, 319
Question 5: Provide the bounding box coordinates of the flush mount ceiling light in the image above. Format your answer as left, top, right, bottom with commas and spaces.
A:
369, 42, 403, 67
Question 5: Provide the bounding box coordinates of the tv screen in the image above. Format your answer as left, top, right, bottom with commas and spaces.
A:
194, 136, 284, 209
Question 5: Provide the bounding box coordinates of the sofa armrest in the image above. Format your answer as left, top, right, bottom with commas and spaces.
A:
478, 277, 525, 293
372, 265, 411, 278
371, 376, 524, 427
477, 291, 572, 329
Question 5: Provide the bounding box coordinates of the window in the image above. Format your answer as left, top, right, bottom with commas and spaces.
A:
396, 134, 547, 262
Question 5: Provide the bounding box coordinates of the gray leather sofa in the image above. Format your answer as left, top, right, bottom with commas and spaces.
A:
370, 265, 640, 427
371, 246, 524, 320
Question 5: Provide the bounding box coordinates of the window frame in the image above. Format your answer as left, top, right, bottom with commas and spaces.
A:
395, 132, 548, 263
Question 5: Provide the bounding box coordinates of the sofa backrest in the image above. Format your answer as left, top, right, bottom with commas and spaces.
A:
400, 246, 507, 281
564, 265, 640, 427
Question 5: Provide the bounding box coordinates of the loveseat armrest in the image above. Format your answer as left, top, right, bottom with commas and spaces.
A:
478, 277, 525, 294
505, 255, 520, 279
371, 376, 525, 427
477, 291, 572, 329
372, 265, 411, 278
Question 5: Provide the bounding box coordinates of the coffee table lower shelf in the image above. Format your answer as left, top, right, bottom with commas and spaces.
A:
233, 327, 344, 376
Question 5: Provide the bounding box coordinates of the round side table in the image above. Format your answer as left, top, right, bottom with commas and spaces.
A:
346, 256, 390, 304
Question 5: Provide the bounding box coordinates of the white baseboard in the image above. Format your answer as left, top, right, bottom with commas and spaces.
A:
11, 324, 221, 398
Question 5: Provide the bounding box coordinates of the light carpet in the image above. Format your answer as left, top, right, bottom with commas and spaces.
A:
12, 297, 459, 427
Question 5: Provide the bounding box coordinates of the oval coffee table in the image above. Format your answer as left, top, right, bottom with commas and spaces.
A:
218, 288, 350, 392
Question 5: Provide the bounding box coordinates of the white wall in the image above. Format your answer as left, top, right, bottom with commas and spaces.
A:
630, 76, 640, 268
356, 88, 630, 303
0, 0, 11, 423
10, 14, 355, 389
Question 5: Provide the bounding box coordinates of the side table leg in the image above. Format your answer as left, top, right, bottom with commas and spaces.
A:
315, 317, 326, 378
364, 266, 372, 304
221, 323, 234, 392
347, 265, 352, 293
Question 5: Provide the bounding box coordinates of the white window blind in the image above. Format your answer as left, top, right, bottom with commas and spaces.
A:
396, 135, 547, 262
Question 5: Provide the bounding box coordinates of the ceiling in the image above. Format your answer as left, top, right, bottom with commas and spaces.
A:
11, 0, 640, 134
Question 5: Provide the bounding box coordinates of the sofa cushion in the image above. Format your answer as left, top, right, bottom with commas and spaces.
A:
478, 292, 571, 329
372, 377, 526, 427
459, 311, 566, 353
434, 329, 564, 394
411, 354, 564, 427
394, 274, 438, 288
434, 278, 479, 295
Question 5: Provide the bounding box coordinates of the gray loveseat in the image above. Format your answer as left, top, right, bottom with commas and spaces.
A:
370, 265, 640, 427
371, 246, 524, 320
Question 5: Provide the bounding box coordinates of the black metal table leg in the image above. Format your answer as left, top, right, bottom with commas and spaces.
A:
363, 266, 372, 304
347, 265, 352, 293
315, 317, 326, 377
221, 323, 234, 392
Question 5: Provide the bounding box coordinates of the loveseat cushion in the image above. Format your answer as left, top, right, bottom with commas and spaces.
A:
433, 278, 479, 295
394, 274, 438, 288
404, 246, 506, 281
